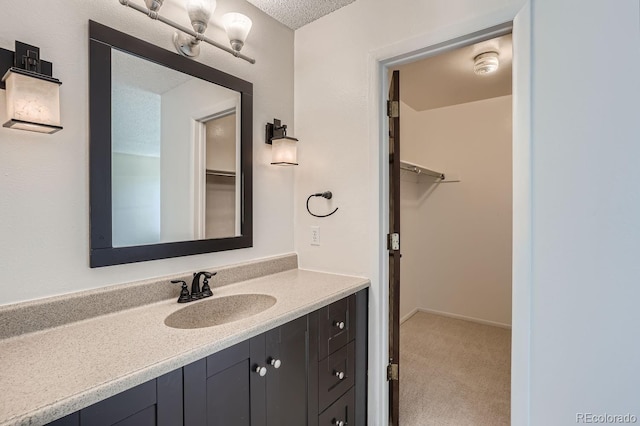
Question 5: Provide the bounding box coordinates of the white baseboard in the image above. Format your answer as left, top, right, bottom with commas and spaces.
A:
402, 307, 512, 329
400, 308, 420, 324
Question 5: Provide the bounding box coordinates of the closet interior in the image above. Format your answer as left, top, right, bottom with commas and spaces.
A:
395, 33, 513, 426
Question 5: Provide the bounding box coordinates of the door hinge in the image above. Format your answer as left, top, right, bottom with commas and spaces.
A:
387, 100, 399, 118
387, 363, 399, 381
387, 233, 400, 251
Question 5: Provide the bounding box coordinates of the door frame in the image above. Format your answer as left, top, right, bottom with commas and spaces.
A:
192, 98, 242, 239
368, 3, 532, 424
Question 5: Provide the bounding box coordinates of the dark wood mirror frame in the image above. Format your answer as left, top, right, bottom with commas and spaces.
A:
89, 21, 253, 268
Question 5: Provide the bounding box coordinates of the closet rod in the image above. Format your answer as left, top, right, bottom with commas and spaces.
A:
400, 161, 445, 179
206, 169, 236, 178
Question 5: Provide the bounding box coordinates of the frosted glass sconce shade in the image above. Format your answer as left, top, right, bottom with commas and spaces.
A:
271, 137, 298, 166
3, 70, 62, 134
0, 40, 63, 134
222, 13, 253, 52
266, 118, 298, 166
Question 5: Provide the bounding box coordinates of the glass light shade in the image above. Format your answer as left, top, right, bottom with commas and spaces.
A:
144, 0, 163, 12
2, 69, 62, 134
271, 137, 298, 165
222, 13, 253, 51
186, 0, 216, 32
474, 52, 499, 75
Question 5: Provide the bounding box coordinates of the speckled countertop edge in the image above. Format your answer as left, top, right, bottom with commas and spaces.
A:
0, 253, 299, 339
0, 269, 369, 426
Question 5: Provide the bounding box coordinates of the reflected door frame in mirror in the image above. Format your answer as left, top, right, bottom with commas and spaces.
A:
89, 20, 253, 267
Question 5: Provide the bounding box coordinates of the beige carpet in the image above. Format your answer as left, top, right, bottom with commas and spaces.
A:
399, 312, 511, 426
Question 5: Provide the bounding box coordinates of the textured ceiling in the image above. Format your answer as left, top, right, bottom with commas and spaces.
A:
245, 0, 356, 29
394, 34, 513, 112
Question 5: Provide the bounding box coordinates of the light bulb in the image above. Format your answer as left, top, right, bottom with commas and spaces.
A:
222, 13, 252, 52
186, 0, 216, 33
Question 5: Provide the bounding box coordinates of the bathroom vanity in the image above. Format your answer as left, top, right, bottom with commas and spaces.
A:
0, 256, 369, 426
48, 291, 366, 426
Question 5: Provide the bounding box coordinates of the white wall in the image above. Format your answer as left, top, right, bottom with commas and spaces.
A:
0, 0, 294, 305
294, 0, 524, 422
529, 0, 640, 424
296, 0, 640, 424
400, 96, 512, 326
112, 152, 161, 247
111, 83, 162, 247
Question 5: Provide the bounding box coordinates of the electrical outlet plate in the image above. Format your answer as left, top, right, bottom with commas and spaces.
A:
311, 226, 320, 246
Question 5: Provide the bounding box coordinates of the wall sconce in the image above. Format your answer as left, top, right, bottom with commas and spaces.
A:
265, 118, 298, 166
119, 0, 255, 64
0, 41, 62, 134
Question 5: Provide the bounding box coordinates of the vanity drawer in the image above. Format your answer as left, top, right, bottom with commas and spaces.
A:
319, 340, 355, 412
319, 387, 355, 426
318, 294, 356, 359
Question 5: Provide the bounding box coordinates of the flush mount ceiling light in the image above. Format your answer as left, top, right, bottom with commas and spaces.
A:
266, 118, 298, 166
473, 51, 499, 75
0, 41, 62, 134
118, 0, 255, 64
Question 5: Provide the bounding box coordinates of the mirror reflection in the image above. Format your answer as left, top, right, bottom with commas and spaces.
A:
111, 49, 241, 248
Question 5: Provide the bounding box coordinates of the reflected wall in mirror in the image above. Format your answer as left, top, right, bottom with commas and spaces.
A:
111, 49, 241, 247
90, 21, 253, 267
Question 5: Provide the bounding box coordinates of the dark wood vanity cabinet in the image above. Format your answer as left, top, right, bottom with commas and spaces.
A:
47, 290, 367, 426
183, 315, 308, 426
310, 290, 368, 426
47, 370, 183, 426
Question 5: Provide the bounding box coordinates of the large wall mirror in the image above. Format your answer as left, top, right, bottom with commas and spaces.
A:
89, 21, 252, 267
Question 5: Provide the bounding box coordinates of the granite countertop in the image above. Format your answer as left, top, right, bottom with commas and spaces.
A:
0, 269, 369, 426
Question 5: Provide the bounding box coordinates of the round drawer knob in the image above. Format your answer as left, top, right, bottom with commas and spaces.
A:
334, 321, 345, 330
255, 366, 267, 377
332, 419, 345, 426
334, 370, 345, 380
270, 358, 282, 369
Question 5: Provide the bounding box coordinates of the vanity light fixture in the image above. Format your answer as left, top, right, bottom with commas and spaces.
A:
474, 51, 499, 75
265, 119, 298, 166
118, 0, 255, 64
0, 41, 62, 134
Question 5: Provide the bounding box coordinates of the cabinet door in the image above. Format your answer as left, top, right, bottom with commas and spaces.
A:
184, 339, 265, 426
318, 295, 356, 360
264, 315, 308, 425
47, 413, 79, 426
78, 369, 182, 426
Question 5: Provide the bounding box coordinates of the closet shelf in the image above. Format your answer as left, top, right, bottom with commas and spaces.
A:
400, 160, 444, 180
206, 169, 236, 178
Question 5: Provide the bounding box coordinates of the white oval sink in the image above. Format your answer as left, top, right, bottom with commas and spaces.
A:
164, 294, 277, 329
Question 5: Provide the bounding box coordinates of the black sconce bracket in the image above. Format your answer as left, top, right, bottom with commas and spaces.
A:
0, 41, 57, 90
265, 118, 295, 144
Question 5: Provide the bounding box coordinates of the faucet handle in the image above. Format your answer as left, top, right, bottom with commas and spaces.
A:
171, 280, 191, 303
200, 271, 217, 298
